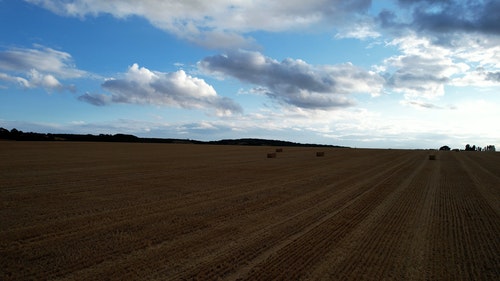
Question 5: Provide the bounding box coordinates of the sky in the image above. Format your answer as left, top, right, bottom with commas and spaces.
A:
1, 0, 499, 149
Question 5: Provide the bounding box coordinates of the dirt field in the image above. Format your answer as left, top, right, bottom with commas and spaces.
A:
1, 142, 499, 280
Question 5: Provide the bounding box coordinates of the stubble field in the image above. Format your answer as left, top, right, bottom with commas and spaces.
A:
1, 141, 499, 280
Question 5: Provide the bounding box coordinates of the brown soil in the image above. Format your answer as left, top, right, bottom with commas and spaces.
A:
1, 142, 498, 280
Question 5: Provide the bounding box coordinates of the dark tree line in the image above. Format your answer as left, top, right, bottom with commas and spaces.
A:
465, 144, 496, 152
0, 127, 151, 142
208, 138, 342, 147
439, 143, 496, 152
0, 127, 343, 147
0, 127, 54, 141
465, 144, 478, 151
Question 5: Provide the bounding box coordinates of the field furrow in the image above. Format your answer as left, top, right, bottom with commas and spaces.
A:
226, 153, 425, 280
1, 142, 498, 280
308, 153, 437, 280
425, 152, 500, 280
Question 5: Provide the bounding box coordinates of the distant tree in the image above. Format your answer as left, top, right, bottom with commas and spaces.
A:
0, 127, 10, 139
439, 145, 451, 151
465, 144, 478, 151
484, 145, 496, 152
9, 128, 22, 140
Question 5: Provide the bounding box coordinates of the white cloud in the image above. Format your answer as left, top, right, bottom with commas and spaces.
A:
0, 73, 30, 88
27, 69, 63, 90
199, 50, 384, 109
384, 54, 451, 99
77, 92, 111, 106
9, 0, 499, 149
4, 95, 499, 149
0, 44, 85, 78
0, 45, 85, 92
335, 19, 380, 39
376, 2, 500, 97
393, 0, 500, 35
451, 35, 500, 68
379, 34, 500, 100
26, 0, 372, 48
27, 0, 500, 50
79, 63, 242, 116
451, 68, 500, 87
378, 0, 500, 45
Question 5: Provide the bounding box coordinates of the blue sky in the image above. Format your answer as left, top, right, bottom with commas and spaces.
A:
1, 0, 499, 149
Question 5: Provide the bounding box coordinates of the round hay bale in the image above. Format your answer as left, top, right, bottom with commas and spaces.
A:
275, 148, 283, 152
267, 152, 277, 158
429, 154, 436, 160
316, 151, 325, 157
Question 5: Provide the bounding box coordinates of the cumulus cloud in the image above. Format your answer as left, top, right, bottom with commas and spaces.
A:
79, 63, 242, 116
380, 0, 500, 41
380, 35, 473, 99
377, 1, 500, 96
376, 32, 499, 108
26, 0, 373, 48
26, 69, 64, 91
199, 50, 384, 109
401, 100, 450, 110
453, 36, 500, 69
24, 1, 500, 51
0, 73, 30, 88
452, 68, 500, 87
78, 92, 111, 106
486, 71, 500, 82
384, 54, 455, 99
0, 45, 84, 92
0, 44, 84, 78
406, 0, 499, 35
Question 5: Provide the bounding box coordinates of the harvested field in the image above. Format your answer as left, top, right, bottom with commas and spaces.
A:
1, 142, 499, 280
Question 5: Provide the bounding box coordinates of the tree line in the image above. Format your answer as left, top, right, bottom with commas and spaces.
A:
0, 127, 192, 143
464, 144, 496, 152
0, 127, 343, 147
439, 144, 496, 152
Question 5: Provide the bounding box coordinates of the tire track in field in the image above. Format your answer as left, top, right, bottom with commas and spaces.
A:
307, 152, 437, 280
0, 148, 422, 276
231, 153, 426, 281
1, 164, 261, 225
256, 152, 428, 281
401, 156, 440, 280
125, 150, 414, 278
425, 152, 500, 280
2, 150, 340, 235
1, 150, 410, 280
58, 151, 414, 279
459, 152, 500, 180
1, 145, 276, 224
0, 177, 301, 280
2, 164, 321, 280
169, 152, 424, 281
0, 160, 322, 247
457, 152, 500, 214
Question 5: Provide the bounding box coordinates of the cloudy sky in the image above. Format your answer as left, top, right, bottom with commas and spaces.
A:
1, 0, 499, 149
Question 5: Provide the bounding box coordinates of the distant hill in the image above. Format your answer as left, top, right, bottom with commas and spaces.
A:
0, 127, 346, 148
209, 138, 341, 147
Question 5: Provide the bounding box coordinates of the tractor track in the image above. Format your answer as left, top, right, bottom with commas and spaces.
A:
1, 142, 498, 280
